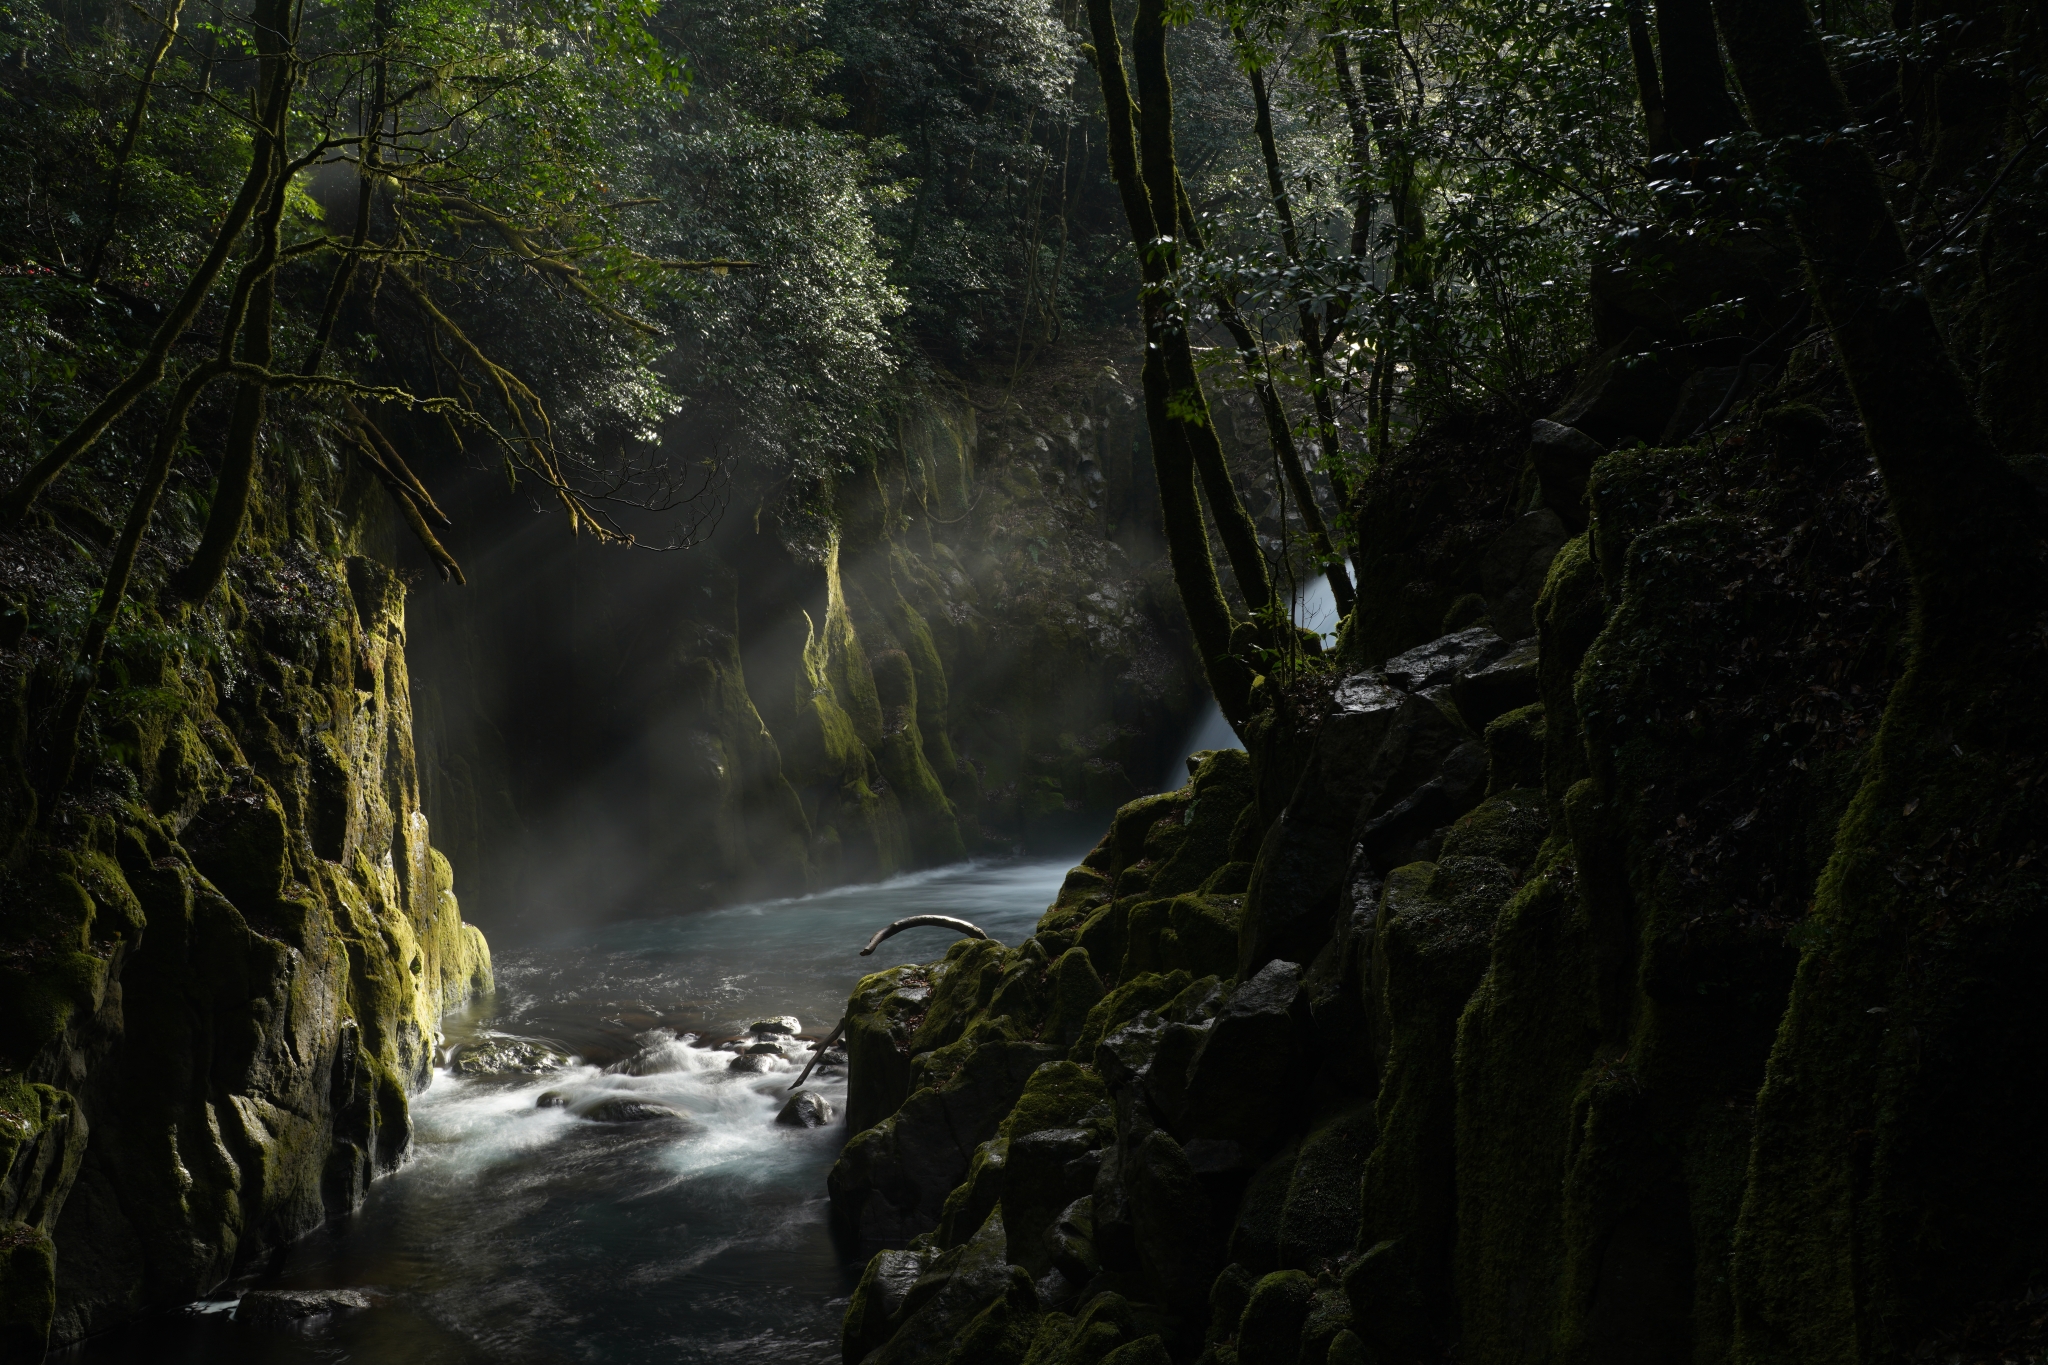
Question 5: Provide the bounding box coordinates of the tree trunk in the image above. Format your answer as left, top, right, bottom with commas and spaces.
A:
1128, 0, 1276, 621
1240, 49, 1357, 617
1656, 0, 1745, 149
169, 6, 294, 601
1083, 0, 1252, 727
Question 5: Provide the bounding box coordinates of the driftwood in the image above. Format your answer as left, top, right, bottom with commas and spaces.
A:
787, 1016, 849, 1091
858, 915, 991, 957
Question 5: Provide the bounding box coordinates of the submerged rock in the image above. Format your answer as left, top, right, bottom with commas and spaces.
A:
236, 1289, 371, 1328
535, 1090, 571, 1109
777, 1090, 836, 1127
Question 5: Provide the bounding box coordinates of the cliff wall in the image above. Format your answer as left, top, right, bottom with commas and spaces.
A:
821, 316, 2045, 1362
0, 467, 491, 1355
403, 343, 1208, 929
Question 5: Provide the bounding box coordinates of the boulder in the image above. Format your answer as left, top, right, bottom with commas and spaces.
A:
236, 1288, 371, 1329
534, 1090, 570, 1109
578, 1098, 693, 1125
1353, 741, 1489, 873
1547, 338, 1681, 450
1227, 1142, 1301, 1274
776, 1090, 836, 1128
1238, 675, 1461, 974
1527, 420, 1610, 532
1483, 704, 1546, 797
1045, 1197, 1101, 1284
1238, 1270, 1315, 1365
1453, 641, 1540, 732
1044, 948, 1106, 1048
943, 1264, 1040, 1365
1125, 1129, 1217, 1314
1277, 1101, 1375, 1271
1380, 626, 1507, 694
1477, 512, 1569, 640
1004, 1128, 1096, 1275
829, 1041, 1061, 1253
450, 1035, 571, 1077
727, 1053, 775, 1074
1179, 961, 1304, 1155
863, 1210, 1015, 1365
843, 965, 933, 1138
843, 1247, 935, 1364
749, 1016, 801, 1036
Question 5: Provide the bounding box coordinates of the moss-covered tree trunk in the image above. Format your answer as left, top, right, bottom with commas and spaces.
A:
1084, 0, 1254, 728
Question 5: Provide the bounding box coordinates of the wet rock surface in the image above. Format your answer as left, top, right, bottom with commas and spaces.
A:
777, 1090, 837, 1127
235, 1289, 372, 1329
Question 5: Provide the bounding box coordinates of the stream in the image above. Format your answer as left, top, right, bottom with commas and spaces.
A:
66, 606, 1283, 1364
69, 860, 1073, 1365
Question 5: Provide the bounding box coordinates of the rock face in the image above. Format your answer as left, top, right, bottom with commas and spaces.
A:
0, 480, 492, 1354
407, 345, 1211, 926
826, 340, 1967, 1364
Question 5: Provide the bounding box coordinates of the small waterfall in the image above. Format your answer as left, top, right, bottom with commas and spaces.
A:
1161, 571, 1345, 790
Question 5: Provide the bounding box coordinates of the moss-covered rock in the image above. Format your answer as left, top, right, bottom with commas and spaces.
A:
1236, 1270, 1314, 1365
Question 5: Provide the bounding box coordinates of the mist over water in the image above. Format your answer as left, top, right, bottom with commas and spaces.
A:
72, 860, 1073, 1365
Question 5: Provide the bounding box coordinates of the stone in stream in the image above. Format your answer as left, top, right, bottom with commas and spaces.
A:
449, 1036, 571, 1077
728, 1053, 776, 1074
749, 1016, 801, 1036
236, 1289, 371, 1328
535, 1089, 571, 1109
776, 1090, 836, 1127
578, 1097, 695, 1126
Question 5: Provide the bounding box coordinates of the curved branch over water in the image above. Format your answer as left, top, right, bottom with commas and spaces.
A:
858, 915, 991, 957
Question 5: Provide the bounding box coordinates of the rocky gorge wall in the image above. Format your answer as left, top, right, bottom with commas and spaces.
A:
0, 468, 491, 1356
820, 308, 2045, 1363
403, 340, 1212, 929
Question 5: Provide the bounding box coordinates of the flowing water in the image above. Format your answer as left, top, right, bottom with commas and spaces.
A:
68, 859, 1077, 1365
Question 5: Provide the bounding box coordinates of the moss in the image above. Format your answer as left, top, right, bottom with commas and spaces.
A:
1237, 1270, 1314, 1365
1045, 948, 1107, 1047
1452, 871, 1599, 1365
1483, 704, 1546, 797
1533, 533, 1608, 814
1075, 901, 1130, 985
1227, 1141, 1300, 1274
843, 964, 930, 1136
942, 1265, 1041, 1365
1725, 606, 2048, 1359
1055, 1292, 1136, 1365
1277, 1099, 1375, 1272
1097, 1338, 1172, 1365
1002, 1061, 1110, 1142
1438, 789, 1548, 872
1020, 1311, 1077, 1365
1443, 591, 1490, 633
937, 1139, 1008, 1248
1070, 971, 1192, 1062
1145, 749, 1257, 898
0, 1221, 56, 1361
911, 940, 1013, 1054
1351, 854, 1517, 1356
